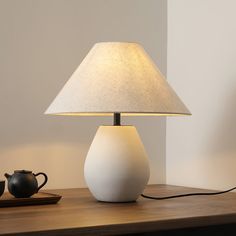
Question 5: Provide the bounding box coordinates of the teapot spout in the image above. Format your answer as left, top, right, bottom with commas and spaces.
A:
4, 173, 11, 180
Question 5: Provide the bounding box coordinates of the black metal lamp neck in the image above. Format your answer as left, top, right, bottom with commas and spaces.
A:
113, 113, 121, 126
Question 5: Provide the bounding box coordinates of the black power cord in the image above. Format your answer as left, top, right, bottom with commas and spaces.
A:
141, 186, 236, 200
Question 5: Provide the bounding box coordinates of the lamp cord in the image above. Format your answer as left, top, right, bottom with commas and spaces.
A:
141, 186, 236, 200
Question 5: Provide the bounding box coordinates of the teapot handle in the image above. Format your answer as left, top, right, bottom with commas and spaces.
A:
34, 172, 48, 192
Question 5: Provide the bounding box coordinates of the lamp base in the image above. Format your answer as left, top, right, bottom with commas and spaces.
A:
84, 125, 150, 202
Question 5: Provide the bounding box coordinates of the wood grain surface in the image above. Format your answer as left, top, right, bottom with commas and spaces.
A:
0, 184, 236, 235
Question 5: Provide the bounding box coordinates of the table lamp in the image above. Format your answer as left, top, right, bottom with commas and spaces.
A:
45, 42, 191, 202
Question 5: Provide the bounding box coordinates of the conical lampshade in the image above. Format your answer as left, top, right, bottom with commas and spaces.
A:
45, 42, 190, 116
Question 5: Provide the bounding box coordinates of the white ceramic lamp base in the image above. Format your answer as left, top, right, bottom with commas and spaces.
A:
84, 125, 150, 202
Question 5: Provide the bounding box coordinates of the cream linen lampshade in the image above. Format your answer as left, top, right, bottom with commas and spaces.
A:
45, 42, 190, 116
46, 42, 191, 203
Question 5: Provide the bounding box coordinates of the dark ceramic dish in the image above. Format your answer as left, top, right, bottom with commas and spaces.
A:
0, 180, 5, 197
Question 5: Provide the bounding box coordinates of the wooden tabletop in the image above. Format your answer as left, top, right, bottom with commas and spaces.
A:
1, 184, 236, 235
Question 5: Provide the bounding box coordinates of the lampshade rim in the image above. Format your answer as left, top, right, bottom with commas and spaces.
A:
44, 111, 192, 116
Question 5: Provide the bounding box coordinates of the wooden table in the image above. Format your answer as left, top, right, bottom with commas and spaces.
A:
0, 185, 236, 235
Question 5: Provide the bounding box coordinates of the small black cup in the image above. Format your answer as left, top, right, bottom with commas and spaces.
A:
0, 180, 5, 197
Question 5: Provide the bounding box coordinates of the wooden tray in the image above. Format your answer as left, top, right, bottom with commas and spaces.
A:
0, 192, 62, 207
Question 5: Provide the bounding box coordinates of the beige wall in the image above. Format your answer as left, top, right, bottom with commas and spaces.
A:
167, 0, 236, 189
0, 0, 167, 189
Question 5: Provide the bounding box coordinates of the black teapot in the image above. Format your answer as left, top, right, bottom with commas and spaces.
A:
5, 170, 48, 198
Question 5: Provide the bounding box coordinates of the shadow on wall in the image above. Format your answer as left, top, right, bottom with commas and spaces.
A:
208, 81, 236, 156
0, 142, 88, 189
169, 79, 236, 189
0, 114, 110, 148
0, 116, 110, 189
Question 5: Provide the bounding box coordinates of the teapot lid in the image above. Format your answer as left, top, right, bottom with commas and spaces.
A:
14, 170, 32, 174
